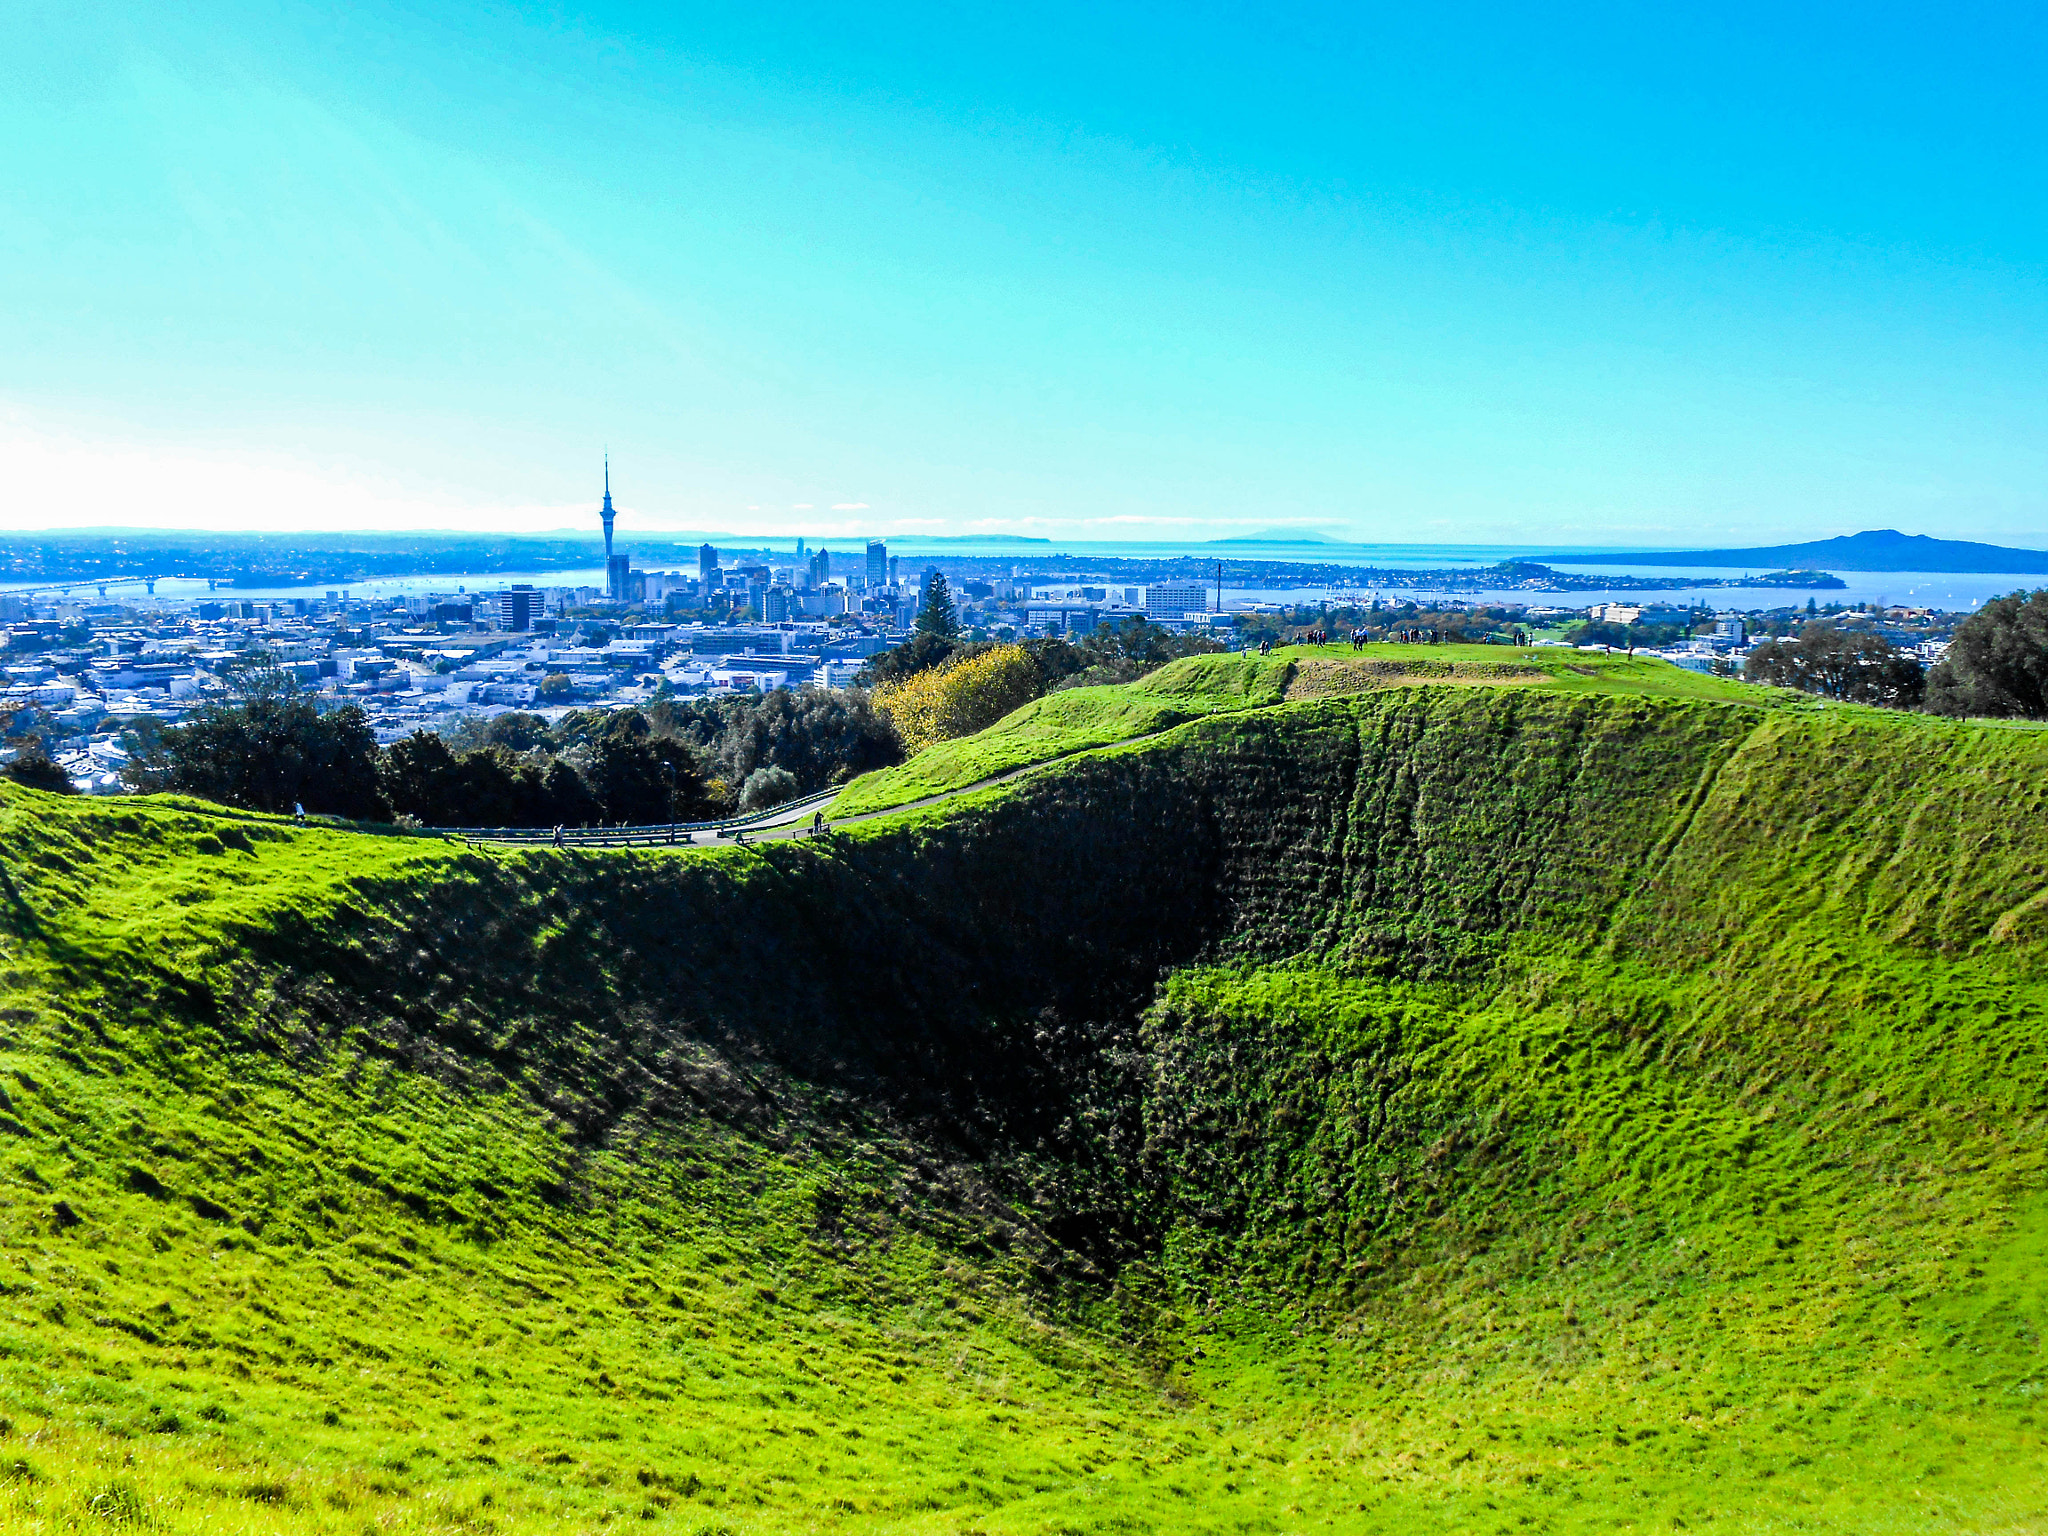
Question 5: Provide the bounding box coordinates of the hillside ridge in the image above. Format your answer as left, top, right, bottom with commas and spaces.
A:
0, 679, 2043, 1532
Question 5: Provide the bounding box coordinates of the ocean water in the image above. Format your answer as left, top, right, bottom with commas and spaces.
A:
127, 556, 2040, 614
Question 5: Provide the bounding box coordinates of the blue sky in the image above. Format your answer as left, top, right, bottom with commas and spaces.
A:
3, 1, 2045, 545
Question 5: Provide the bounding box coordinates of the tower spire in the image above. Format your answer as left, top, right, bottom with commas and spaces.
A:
600, 454, 616, 561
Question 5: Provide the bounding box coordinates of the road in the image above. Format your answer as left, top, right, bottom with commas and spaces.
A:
453, 729, 1175, 851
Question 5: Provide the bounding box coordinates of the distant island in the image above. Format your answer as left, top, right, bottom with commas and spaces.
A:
1465, 562, 1843, 593
1561, 528, 2048, 575
1207, 530, 1345, 546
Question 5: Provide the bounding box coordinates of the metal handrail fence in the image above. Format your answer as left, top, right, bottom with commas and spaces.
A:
441, 786, 842, 847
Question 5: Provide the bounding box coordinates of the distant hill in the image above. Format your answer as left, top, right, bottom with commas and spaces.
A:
1207, 529, 1344, 545
1576, 528, 2048, 574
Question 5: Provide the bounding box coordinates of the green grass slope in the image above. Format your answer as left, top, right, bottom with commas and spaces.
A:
0, 681, 2043, 1533
829, 644, 1775, 816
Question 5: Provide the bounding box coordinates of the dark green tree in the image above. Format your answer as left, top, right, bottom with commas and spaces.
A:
383, 729, 617, 828
447, 711, 552, 753
448, 746, 550, 827
916, 572, 959, 640
651, 686, 900, 792
136, 695, 387, 818
2, 742, 75, 794
574, 711, 710, 824
865, 631, 959, 687
1743, 624, 1925, 708
381, 730, 464, 822
1022, 637, 1088, 689
539, 757, 604, 826
1924, 588, 2048, 719
1046, 619, 1225, 689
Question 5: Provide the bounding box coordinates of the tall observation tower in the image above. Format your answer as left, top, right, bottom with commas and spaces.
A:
599, 456, 617, 561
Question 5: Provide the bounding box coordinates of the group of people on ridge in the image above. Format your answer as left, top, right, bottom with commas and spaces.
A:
1255, 626, 1430, 655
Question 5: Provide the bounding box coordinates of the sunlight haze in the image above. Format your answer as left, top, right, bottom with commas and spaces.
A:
4, 1, 2044, 543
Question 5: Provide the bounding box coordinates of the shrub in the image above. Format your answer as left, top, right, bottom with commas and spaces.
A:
873, 644, 1042, 752
738, 765, 800, 812
2, 744, 74, 794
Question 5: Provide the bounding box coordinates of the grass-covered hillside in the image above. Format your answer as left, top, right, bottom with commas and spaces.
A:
1, 665, 2044, 1534
827, 643, 1772, 815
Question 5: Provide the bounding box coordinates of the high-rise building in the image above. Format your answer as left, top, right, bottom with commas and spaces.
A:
698, 543, 718, 582
496, 585, 538, 632
599, 457, 616, 561
866, 540, 887, 589
808, 547, 831, 588
607, 554, 632, 603
1144, 583, 1209, 619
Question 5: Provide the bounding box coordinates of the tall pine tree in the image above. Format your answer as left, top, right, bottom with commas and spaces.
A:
916, 572, 960, 640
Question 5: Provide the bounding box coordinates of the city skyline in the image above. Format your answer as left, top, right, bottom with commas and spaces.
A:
5, 2, 2046, 545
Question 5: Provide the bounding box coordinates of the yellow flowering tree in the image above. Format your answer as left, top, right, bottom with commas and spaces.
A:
872, 644, 1041, 753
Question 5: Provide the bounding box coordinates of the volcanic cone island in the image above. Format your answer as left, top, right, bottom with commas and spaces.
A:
0, 648, 2043, 1533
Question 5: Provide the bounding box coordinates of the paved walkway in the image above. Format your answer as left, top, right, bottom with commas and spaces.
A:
455, 728, 1175, 851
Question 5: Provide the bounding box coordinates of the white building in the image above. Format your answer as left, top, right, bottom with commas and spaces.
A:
1144, 583, 1210, 618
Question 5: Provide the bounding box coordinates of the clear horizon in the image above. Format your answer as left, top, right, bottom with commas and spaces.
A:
10, 526, 2044, 559
5, 3, 2045, 544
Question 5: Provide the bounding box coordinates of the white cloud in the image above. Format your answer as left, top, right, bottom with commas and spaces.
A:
791, 503, 814, 510
0, 408, 592, 534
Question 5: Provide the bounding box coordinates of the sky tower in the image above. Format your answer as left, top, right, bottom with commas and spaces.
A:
599, 456, 616, 560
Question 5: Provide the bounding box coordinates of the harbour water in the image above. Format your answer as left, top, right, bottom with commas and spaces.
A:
149, 561, 2034, 615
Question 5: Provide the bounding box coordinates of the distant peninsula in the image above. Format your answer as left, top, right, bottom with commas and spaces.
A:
1564, 528, 2048, 575
1206, 530, 1345, 546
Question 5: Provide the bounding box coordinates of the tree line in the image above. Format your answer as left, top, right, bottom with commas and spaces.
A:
100, 605, 1225, 823
100, 603, 1220, 823
120, 687, 901, 827
1743, 589, 2048, 716
26, 591, 2040, 812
